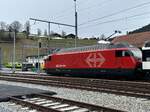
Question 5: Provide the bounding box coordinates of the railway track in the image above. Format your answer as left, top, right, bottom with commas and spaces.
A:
0, 74, 150, 99
6, 93, 123, 112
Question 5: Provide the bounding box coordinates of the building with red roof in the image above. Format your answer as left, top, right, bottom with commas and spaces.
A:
112, 31, 150, 48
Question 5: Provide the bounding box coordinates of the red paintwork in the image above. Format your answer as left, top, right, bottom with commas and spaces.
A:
44, 48, 140, 70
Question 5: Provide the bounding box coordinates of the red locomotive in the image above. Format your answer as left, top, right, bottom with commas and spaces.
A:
44, 43, 142, 78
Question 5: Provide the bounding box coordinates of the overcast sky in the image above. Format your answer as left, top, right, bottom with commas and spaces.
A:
0, 0, 150, 38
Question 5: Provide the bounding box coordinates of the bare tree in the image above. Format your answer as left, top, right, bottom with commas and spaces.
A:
37, 28, 42, 36
10, 21, 22, 32
44, 29, 47, 36
61, 30, 66, 38
50, 31, 54, 35
24, 21, 30, 38
99, 34, 106, 40
0, 21, 6, 31
7, 25, 13, 39
6, 24, 10, 31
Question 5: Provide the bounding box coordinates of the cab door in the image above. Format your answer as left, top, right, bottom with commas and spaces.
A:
115, 50, 123, 69
116, 50, 134, 68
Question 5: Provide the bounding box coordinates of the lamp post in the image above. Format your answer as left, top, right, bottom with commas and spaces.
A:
74, 0, 78, 47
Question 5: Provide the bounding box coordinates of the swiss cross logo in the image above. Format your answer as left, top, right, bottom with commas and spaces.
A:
85, 53, 105, 67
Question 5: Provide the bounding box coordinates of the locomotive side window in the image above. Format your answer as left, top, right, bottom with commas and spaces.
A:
47, 56, 51, 61
124, 51, 130, 56
116, 50, 132, 57
116, 50, 122, 57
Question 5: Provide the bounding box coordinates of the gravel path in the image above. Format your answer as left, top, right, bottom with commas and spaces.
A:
0, 80, 150, 112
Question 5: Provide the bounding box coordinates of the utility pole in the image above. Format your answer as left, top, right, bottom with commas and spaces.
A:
48, 22, 51, 54
13, 31, 16, 73
48, 22, 51, 39
74, 0, 78, 48
21, 44, 24, 71
38, 39, 41, 74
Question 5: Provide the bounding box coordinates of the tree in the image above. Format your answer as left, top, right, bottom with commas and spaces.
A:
50, 31, 54, 36
0, 21, 6, 31
61, 30, 66, 38
44, 29, 47, 36
7, 24, 13, 39
99, 34, 106, 40
10, 21, 22, 33
24, 21, 30, 38
37, 28, 42, 36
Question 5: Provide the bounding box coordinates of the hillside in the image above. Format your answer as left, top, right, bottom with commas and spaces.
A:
0, 36, 97, 64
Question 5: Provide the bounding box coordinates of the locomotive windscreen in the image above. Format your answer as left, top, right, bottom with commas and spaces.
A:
129, 48, 142, 60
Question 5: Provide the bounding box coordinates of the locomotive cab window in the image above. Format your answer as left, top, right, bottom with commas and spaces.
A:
116, 50, 123, 57
116, 50, 132, 57
49, 56, 51, 61
123, 51, 132, 57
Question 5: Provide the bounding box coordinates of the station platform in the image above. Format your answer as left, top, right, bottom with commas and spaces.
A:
0, 84, 56, 101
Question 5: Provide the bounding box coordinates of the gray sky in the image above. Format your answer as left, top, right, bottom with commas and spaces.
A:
0, 0, 150, 38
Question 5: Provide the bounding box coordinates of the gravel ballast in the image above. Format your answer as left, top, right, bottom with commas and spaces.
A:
0, 80, 150, 112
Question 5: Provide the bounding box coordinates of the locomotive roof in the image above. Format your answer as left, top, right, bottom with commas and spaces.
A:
57, 43, 135, 54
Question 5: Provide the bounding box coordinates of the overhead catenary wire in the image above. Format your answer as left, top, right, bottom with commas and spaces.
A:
53, 0, 111, 21
79, 0, 113, 14
106, 24, 149, 35
79, 11, 150, 29
79, 15, 150, 37
56, 0, 110, 19
79, 1, 150, 26
53, 9, 74, 20
53, 0, 91, 20
80, 24, 147, 38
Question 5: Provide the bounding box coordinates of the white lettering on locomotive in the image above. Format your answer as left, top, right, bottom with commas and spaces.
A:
56, 64, 66, 68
